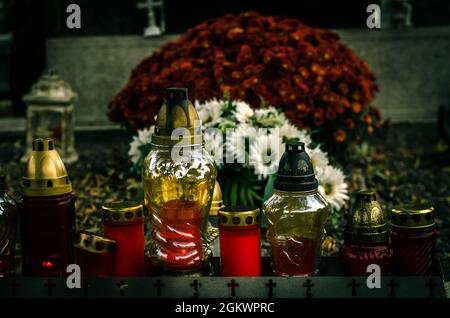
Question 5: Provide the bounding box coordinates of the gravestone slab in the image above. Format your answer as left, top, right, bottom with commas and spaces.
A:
46, 27, 450, 126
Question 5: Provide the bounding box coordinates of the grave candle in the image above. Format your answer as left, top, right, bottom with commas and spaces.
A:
74, 231, 116, 277
218, 206, 261, 276
341, 191, 392, 276
390, 204, 436, 276
102, 201, 145, 276
0, 174, 19, 276
263, 142, 330, 276
20, 138, 75, 276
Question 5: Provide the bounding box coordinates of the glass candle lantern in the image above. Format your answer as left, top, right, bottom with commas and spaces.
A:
341, 191, 392, 276
74, 231, 116, 277
218, 206, 261, 276
142, 88, 217, 273
22, 70, 78, 164
263, 142, 330, 277
390, 204, 436, 276
102, 201, 145, 277
0, 174, 19, 276
20, 138, 75, 276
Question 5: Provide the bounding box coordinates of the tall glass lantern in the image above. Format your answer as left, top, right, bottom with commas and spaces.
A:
22, 70, 78, 164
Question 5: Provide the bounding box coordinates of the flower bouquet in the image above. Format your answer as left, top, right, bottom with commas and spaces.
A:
109, 12, 380, 152
129, 99, 348, 212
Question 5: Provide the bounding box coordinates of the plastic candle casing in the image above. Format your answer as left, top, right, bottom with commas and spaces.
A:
218, 207, 261, 276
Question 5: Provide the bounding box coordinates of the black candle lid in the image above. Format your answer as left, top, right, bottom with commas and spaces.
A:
274, 141, 318, 192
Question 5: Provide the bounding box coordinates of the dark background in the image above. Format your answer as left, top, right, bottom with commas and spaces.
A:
2, 0, 450, 116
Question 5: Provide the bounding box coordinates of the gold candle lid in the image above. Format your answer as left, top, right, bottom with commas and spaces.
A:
102, 201, 144, 224
151, 88, 203, 147
391, 203, 435, 229
75, 231, 116, 254
22, 138, 72, 196
218, 206, 260, 227
345, 190, 388, 243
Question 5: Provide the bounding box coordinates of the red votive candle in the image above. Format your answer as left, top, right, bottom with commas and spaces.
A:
102, 202, 145, 276
390, 204, 436, 276
20, 138, 75, 277
74, 231, 116, 277
341, 191, 392, 276
218, 206, 261, 276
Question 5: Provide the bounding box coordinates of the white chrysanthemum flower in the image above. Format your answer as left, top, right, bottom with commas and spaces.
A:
279, 121, 312, 145
249, 133, 283, 179
225, 124, 257, 165
308, 146, 329, 171
233, 101, 254, 124
195, 99, 223, 128
204, 129, 224, 167
129, 126, 154, 163
316, 165, 349, 211
253, 106, 284, 127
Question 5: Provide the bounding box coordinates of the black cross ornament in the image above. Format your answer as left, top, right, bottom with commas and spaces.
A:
44, 279, 55, 297
387, 279, 399, 298
154, 279, 165, 297
190, 279, 202, 298
227, 279, 239, 297
347, 279, 360, 297
303, 279, 314, 297
265, 279, 277, 298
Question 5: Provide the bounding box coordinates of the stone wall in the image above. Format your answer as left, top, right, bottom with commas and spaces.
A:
46, 27, 450, 126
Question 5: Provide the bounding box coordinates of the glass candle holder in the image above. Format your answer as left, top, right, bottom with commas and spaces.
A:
0, 175, 19, 276
20, 138, 75, 277
263, 142, 330, 277
142, 88, 216, 273
102, 201, 145, 276
390, 204, 436, 276
218, 206, 261, 276
74, 231, 116, 277
341, 190, 391, 276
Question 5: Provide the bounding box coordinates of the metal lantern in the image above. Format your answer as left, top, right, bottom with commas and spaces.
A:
22, 70, 78, 164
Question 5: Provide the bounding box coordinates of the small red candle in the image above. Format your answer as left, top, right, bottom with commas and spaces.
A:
74, 231, 116, 277
218, 206, 261, 276
102, 202, 145, 276
390, 204, 436, 276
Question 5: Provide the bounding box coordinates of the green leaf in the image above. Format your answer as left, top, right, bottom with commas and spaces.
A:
230, 178, 238, 206
263, 174, 276, 201
247, 187, 255, 207
239, 184, 248, 206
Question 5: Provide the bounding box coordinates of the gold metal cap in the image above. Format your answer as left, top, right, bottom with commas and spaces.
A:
22, 138, 72, 196
218, 206, 260, 227
209, 181, 224, 216
102, 201, 144, 224
151, 88, 203, 147
75, 231, 116, 254
391, 203, 435, 229
345, 190, 388, 243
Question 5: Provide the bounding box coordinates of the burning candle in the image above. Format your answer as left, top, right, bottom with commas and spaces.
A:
20, 138, 75, 276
